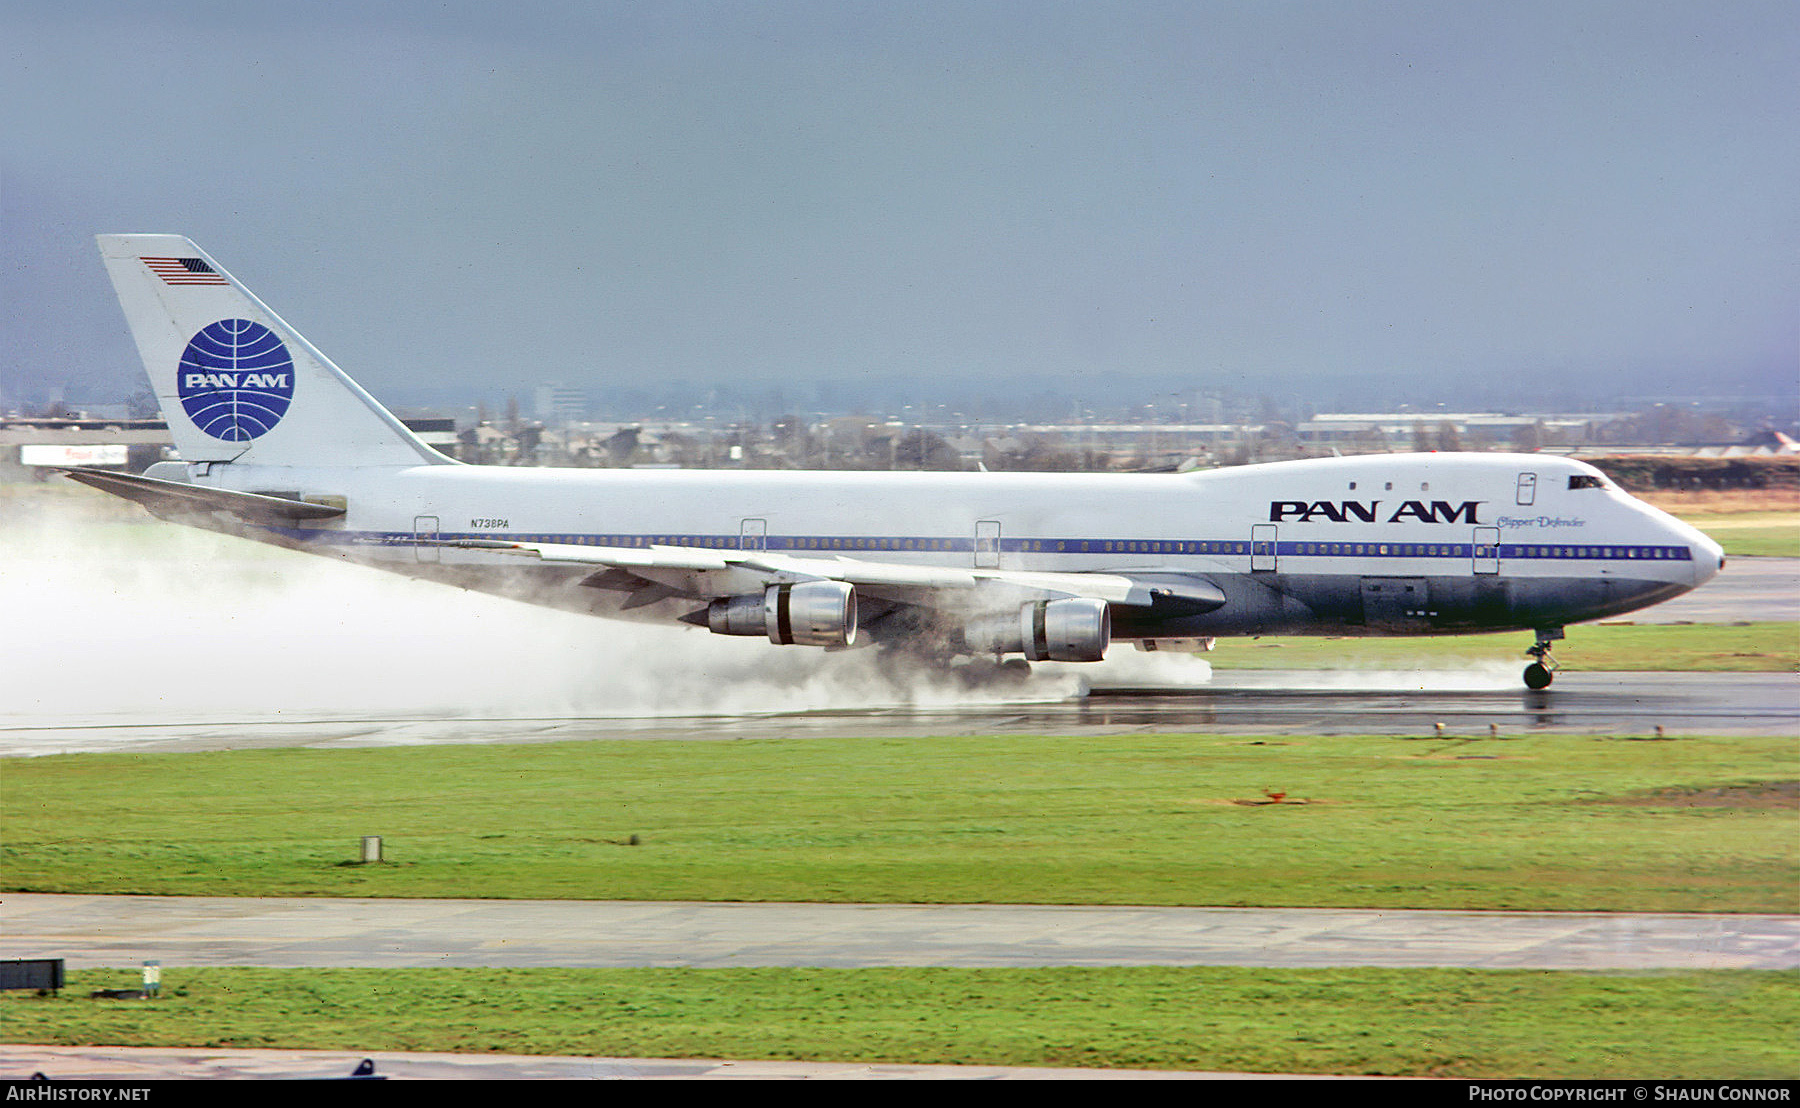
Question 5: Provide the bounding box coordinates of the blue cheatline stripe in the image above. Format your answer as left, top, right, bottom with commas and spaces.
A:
1278, 540, 1691, 562
289, 529, 1694, 564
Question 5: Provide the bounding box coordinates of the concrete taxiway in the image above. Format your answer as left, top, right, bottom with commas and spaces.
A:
1629, 554, 1800, 623
6, 893, 1795, 971
1, 1044, 1289, 1081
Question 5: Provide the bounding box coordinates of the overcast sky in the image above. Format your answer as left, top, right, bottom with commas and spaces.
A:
4, 1, 1795, 418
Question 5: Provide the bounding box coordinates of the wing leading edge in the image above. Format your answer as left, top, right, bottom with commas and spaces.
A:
447, 537, 1227, 614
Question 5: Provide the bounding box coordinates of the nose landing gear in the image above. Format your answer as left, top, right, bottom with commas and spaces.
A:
1524, 626, 1564, 689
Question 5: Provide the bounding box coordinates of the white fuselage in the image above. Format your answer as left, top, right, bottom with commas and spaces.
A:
197, 450, 1722, 643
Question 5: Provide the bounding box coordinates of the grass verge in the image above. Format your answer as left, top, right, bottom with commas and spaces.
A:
1639, 490, 1800, 558
4, 966, 1793, 1079
1678, 515, 1800, 558
5, 733, 1793, 912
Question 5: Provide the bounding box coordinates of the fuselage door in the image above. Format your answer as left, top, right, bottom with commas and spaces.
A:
1516, 473, 1537, 506
974, 520, 1001, 568
740, 518, 768, 553
1473, 527, 1500, 575
413, 515, 440, 563
1251, 524, 1277, 572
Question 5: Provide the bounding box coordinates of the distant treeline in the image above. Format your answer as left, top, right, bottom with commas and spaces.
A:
1579, 455, 1800, 490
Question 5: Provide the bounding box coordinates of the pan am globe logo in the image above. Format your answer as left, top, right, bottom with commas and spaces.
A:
177, 319, 295, 441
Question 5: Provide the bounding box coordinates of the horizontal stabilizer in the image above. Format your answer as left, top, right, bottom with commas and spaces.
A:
58, 468, 346, 526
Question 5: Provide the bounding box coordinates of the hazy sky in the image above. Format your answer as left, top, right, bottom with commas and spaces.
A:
4, 1, 1796, 416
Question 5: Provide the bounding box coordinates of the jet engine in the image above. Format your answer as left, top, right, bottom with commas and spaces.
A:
964, 597, 1111, 662
704, 581, 858, 647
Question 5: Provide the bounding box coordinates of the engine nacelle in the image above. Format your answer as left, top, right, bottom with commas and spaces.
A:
964, 597, 1111, 662
706, 581, 858, 647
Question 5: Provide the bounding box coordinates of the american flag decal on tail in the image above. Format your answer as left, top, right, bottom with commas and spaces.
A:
142, 256, 229, 285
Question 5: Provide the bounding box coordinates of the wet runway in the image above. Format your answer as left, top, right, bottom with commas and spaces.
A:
3, 669, 1793, 757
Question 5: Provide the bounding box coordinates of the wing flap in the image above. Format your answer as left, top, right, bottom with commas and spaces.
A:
449, 539, 734, 572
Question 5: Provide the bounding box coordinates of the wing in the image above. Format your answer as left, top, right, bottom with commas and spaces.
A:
448, 538, 1225, 617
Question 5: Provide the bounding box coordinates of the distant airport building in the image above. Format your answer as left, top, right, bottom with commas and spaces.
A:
4, 408, 1789, 481
534, 385, 589, 427
1297, 412, 1605, 451
1566, 431, 1800, 458
0, 417, 172, 481
0, 415, 458, 481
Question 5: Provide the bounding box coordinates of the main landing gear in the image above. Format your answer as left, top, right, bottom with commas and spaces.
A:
953, 657, 1034, 687
1523, 627, 1564, 689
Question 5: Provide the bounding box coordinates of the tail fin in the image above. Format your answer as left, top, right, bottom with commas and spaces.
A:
96, 234, 446, 467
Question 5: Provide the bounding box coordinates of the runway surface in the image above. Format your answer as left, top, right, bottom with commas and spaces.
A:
6, 893, 1795, 971
2, 670, 1793, 758
1629, 554, 1799, 623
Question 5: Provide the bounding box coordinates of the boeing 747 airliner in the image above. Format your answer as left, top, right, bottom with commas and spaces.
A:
72, 235, 1724, 689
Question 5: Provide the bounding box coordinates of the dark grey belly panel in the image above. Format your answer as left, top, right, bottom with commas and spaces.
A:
1115, 573, 1690, 638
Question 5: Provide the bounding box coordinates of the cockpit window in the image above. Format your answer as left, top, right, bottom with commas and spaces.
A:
1568, 475, 1605, 490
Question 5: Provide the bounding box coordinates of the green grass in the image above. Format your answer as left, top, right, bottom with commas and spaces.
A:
1213, 621, 1799, 671
4, 966, 1792, 1078
5, 733, 1794, 912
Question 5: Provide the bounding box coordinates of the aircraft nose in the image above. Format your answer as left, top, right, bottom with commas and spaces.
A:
1689, 529, 1725, 586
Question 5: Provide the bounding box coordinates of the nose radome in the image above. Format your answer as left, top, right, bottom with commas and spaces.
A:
1690, 529, 1725, 586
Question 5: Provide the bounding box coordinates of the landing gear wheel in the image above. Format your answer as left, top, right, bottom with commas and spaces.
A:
952, 657, 1033, 687
1523, 628, 1563, 690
